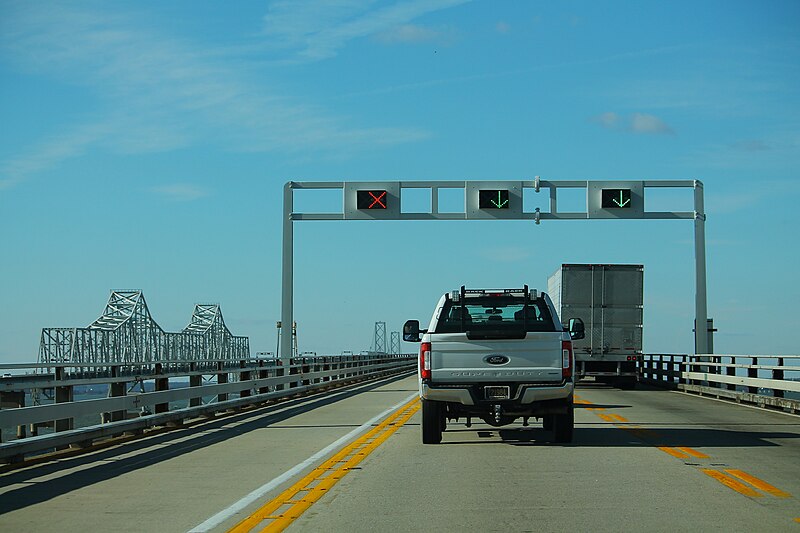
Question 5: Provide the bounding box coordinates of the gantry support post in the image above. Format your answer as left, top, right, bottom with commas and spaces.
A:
280, 182, 294, 365
694, 180, 709, 356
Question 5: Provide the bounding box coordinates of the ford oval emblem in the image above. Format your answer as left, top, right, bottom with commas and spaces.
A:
484, 354, 509, 365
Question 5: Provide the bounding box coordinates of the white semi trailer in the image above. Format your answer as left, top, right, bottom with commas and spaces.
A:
548, 264, 643, 389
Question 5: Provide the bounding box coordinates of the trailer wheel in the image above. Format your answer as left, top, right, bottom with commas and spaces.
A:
421, 399, 443, 444
616, 379, 637, 390
553, 407, 574, 443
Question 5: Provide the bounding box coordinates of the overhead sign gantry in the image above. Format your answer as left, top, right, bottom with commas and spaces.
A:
280, 178, 708, 359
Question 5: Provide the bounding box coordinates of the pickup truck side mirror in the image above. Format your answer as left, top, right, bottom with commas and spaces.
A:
403, 320, 421, 342
568, 317, 585, 340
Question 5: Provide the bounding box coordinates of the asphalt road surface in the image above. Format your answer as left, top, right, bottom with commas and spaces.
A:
1, 374, 798, 532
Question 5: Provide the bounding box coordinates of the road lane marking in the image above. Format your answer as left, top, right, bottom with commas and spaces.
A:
230, 397, 420, 532
658, 446, 690, 459
677, 447, 710, 459
581, 396, 792, 506
189, 392, 418, 533
625, 427, 659, 440
725, 469, 792, 498
580, 398, 708, 460
702, 469, 762, 498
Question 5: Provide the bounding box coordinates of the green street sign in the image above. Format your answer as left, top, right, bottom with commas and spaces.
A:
478, 189, 510, 209
601, 189, 632, 209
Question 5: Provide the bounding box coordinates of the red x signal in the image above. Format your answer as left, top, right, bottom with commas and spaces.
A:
368, 191, 386, 208
357, 190, 388, 209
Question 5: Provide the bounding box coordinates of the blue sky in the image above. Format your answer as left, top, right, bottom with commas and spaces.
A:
1, 0, 799, 361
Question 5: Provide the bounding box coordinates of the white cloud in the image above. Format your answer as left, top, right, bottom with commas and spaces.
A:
0, 123, 108, 190
592, 111, 674, 135
262, 0, 470, 60
593, 112, 619, 128
0, 3, 438, 189
630, 112, 674, 135
495, 21, 510, 34
729, 139, 770, 152
151, 184, 210, 202
373, 24, 452, 44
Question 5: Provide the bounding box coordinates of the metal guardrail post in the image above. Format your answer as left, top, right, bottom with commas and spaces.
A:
711, 355, 721, 389
189, 362, 202, 407
154, 363, 170, 414
217, 361, 228, 402
275, 360, 285, 391
322, 357, 330, 383
748, 357, 758, 394
257, 360, 270, 395
239, 360, 251, 398
0, 390, 27, 441
313, 360, 321, 384
289, 359, 299, 388
302, 358, 310, 386
678, 356, 687, 385
725, 356, 736, 391
773, 357, 784, 399
681, 358, 690, 387
104, 365, 127, 422
54, 365, 74, 435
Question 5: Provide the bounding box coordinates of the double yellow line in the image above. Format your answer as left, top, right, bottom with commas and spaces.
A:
575, 395, 793, 502
229, 397, 420, 533
701, 469, 791, 499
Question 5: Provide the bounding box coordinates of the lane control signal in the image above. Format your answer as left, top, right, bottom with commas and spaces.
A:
601, 189, 632, 209
478, 189, 510, 209
357, 190, 388, 209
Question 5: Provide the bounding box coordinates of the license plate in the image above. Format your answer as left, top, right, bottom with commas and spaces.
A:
484, 386, 510, 400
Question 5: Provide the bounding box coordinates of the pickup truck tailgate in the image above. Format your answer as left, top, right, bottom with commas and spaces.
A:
429, 332, 564, 383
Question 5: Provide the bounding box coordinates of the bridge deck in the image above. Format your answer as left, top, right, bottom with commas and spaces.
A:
1, 375, 798, 532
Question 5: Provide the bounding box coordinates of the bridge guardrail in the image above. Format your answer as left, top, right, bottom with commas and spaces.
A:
0, 354, 416, 463
640, 354, 800, 414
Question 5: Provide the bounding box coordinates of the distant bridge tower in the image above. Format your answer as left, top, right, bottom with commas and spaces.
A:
389, 332, 401, 355
372, 322, 387, 353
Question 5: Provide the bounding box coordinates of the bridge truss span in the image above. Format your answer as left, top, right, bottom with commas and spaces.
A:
38, 290, 250, 367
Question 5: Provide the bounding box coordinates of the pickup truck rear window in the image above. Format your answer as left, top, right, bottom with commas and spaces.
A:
434, 296, 557, 334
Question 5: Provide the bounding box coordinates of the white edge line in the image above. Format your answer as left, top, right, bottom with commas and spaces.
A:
188, 391, 418, 532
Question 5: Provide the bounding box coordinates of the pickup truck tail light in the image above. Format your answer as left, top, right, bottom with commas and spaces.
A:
562, 340, 573, 379
419, 342, 432, 379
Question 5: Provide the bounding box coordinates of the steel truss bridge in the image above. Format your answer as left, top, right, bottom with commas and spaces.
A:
38, 290, 250, 366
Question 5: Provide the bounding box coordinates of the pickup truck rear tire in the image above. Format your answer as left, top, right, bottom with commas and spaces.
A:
421, 399, 443, 444
553, 407, 574, 443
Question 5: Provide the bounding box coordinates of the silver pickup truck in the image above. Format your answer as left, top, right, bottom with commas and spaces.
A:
404, 286, 585, 444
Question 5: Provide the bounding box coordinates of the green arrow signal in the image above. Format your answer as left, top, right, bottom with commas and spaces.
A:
613, 191, 630, 207
491, 191, 509, 208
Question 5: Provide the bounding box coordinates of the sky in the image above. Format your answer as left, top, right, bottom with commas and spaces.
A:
1, 0, 799, 362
